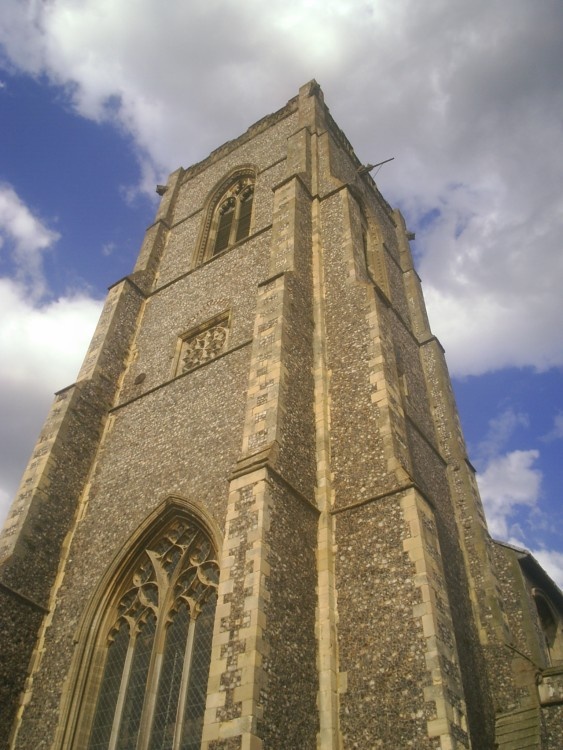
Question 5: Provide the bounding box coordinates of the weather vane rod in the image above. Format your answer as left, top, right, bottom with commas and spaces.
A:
357, 157, 394, 176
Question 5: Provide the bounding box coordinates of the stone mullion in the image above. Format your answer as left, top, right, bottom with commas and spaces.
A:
108, 627, 138, 750
401, 488, 471, 749
137, 553, 170, 750
172, 619, 197, 750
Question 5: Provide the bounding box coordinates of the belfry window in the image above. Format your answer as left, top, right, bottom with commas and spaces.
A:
533, 590, 563, 665
210, 178, 254, 256
86, 517, 218, 750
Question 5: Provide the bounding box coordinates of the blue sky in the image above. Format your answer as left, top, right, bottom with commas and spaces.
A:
1, 0, 562, 584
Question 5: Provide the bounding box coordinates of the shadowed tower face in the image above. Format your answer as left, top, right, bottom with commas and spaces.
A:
1, 81, 562, 750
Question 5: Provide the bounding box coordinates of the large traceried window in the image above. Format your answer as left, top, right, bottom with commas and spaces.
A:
85, 515, 219, 750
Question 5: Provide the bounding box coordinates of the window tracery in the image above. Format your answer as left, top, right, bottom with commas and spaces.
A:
205, 176, 255, 260
175, 314, 230, 376
87, 517, 218, 750
533, 590, 563, 665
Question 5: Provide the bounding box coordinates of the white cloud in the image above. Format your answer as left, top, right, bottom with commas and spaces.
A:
474, 410, 563, 589
0, 183, 60, 297
541, 412, 563, 443
0, 277, 102, 524
101, 241, 117, 257
475, 408, 529, 464
0, 278, 101, 384
477, 449, 542, 540
0, 186, 102, 525
1, 1, 562, 376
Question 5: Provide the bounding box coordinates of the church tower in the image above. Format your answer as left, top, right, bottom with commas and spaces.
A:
1, 81, 562, 750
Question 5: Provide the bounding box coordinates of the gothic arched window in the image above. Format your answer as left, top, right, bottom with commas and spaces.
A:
533, 590, 563, 665
85, 515, 219, 750
207, 177, 254, 257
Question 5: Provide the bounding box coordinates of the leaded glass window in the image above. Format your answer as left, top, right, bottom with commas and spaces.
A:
213, 199, 235, 255
87, 518, 219, 750
181, 593, 216, 750
234, 188, 253, 243
88, 623, 129, 750
150, 605, 190, 748
210, 178, 254, 256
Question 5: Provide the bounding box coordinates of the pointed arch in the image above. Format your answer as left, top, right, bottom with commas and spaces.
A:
57, 497, 221, 750
533, 588, 563, 665
193, 165, 257, 267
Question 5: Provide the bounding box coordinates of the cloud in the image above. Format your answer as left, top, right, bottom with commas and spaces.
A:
474, 408, 563, 588
474, 410, 548, 548
475, 408, 529, 464
0, 185, 102, 524
0, 277, 102, 524
541, 412, 563, 443
0, 183, 60, 297
477, 449, 541, 540
1, 1, 562, 376
101, 241, 117, 257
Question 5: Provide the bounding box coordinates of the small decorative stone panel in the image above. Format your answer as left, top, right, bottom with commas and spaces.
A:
177, 315, 229, 375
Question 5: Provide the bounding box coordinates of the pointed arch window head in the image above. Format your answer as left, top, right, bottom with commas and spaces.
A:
533, 589, 563, 665
209, 178, 254, 257
86, 516, 218, 750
